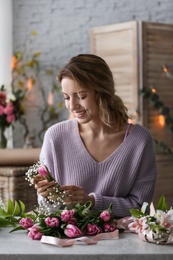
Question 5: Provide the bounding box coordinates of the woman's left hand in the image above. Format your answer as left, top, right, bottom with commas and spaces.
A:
60, 185, 94, 207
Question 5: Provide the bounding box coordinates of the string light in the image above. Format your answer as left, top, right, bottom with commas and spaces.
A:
162, 64, 172, 78
159, 115, 165, 127
149, 87, 166, 127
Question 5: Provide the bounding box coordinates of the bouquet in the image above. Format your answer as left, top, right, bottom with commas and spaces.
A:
25, 160, 66, 212
11, 201, 119, 240
0, 84, 25, 148
0, 84, 24, 128
128, 195, 173, 245
0, 198, 121, 247
0, 161, 122, 246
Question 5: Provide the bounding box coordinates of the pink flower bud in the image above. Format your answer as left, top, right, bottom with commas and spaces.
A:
19, 217, 34, 229
64, 224, 82, 238
28, 225, 43, 240
37, 165, 49, 177
61, 210, 71, 222
100, 210, 111, 222
104, 221, 117, 232
85, 224, 102, 235
44, 217, 60, 227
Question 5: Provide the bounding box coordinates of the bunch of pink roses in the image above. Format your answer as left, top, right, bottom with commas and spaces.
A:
0, 85, 24, 128
13, 201, 119, 240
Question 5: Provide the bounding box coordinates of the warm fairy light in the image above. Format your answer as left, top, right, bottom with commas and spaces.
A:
151, 87, 156, 93
162, 64, 172, 78
159, 115, 165, 127
27, 78, 33, 91
162, 65, 168, 73
47, 91, 54, 106
11, 56, 17, 69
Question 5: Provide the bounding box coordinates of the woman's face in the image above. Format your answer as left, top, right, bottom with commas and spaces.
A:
61, 77, 99, 124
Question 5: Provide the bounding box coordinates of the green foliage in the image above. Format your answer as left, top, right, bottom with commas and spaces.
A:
130, 195, 169, 219
157, 194, 169, 211
140, 87, 173, 157
0, 200, 27, 227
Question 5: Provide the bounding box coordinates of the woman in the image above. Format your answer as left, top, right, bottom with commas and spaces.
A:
35, 54, 157, 217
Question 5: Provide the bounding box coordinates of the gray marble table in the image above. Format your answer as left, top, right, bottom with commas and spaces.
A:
0, 227, 172, 260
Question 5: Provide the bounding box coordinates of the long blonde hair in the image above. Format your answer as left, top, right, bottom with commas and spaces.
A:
58, 54, 129, 130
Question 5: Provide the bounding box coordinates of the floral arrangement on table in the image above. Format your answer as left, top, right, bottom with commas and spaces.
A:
0, 84, 25, 148
128, 195, 173, 245
0, 161, 122, 247
1, 160, 173, 246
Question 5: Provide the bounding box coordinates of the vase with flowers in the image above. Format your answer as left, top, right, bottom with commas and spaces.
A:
0, 84, 25, 148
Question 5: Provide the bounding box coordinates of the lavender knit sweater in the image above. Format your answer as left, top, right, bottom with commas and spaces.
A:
39, 119, 157, 217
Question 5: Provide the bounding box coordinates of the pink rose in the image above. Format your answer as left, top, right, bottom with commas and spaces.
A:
44, 217, 60, 227
28, 225, 43, 240
104, 221, 117, 232
0, 105, 4, 115
19, 217, 34, 229
100, 210, 111, 222
37, 165, 49, 178
85, 224, 102, 235
6, 113, 15, 123
61, 210, 72, 222
64, 224, 82, 238
4, 102, 14, 115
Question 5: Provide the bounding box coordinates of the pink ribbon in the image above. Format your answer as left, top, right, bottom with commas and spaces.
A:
41, 229, 119, 247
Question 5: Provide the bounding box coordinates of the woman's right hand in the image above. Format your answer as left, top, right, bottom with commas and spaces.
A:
34, 175, 55, 198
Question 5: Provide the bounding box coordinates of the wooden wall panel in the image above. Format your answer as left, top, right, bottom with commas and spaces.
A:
90, 21, 138, 117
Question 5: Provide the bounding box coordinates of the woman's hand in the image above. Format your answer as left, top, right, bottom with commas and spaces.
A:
60, 184, 95, 208
34, 174, 56, 198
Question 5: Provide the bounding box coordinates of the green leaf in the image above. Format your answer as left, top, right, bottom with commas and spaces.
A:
157, 195, 169, 211
19, 200, 26, 214
13, 201, 21, 216
10, 225, 25, 233
160, 106, 170, 116
151, 93, 159, 103
7, 200, 15, 215
130, 208, 146, 218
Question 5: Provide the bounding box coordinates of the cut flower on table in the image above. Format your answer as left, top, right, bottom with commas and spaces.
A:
10, 201, 122, 240
128, 195, 173, 245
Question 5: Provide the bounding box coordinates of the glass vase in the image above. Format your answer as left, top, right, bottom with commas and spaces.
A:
0, 126, 7, 149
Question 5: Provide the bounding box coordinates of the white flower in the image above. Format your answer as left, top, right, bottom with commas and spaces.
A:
154, 209, 173, 229
141, 202, 148, 214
